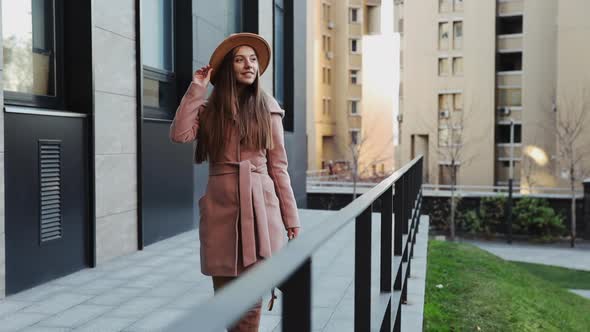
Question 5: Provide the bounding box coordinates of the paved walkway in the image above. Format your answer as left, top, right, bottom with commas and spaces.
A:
401, 216, 429, 332
0, 209, 428, 331
464, 239, 590, 300
463, 239, 590, 272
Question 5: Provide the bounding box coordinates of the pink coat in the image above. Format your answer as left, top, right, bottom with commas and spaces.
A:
169, 82, 300, 276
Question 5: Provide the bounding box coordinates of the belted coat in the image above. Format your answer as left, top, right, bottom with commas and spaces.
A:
169, 82, 300, 276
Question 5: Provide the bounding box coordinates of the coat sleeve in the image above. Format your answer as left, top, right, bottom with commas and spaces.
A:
169, 82, 208, 143
266, 98, 301, 230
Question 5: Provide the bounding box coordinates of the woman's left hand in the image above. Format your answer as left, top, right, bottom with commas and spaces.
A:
287, 227, 300, 240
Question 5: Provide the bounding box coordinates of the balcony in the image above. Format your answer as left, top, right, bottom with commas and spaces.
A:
497, 0, 523, 16
366, 0, 381, 6
496, 70, 522, 86
496, 106, 522, 122
495, 159, 522, 183
496, 143, 522, 160
497, 34, 523, 52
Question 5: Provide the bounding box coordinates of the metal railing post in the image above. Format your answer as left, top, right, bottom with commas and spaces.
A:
380, 186, 393, 332
394, 180, 403, 258
282, 258, 312, 332
355, 205, 373, 332
381, 186, 393, 293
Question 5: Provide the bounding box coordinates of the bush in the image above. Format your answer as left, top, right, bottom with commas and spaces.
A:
458, 209, 481, 235
513, 197, 566, 240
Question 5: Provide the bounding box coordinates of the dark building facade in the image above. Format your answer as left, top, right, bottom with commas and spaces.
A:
0, 0, 307, 297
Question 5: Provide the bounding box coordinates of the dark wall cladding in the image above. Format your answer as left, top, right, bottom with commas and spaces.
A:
285, 0, 307, 208
5, 113, 89, 294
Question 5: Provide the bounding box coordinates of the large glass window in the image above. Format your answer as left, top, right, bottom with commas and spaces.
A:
142, 0, 176, 119
274, 0, 285, 107
142, 0, 173, 71
3, 0, 63, 107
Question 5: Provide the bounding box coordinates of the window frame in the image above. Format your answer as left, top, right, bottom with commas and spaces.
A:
349, 99, 361, 116
438, 57, 450, 76
273, 0, 294, 131
141, 0, 176, 121
349, 7, 362, 24
452, 56, 464, 76
350, 38, 361, 54
3, 0, 66, 110
349, 69, 360, 85
350, 128, 361, 146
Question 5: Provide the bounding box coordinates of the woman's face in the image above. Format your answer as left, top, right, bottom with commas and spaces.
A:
233, 45, 258, 86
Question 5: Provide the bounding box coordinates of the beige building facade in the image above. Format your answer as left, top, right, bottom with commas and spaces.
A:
396, 0, 590, 189
307, 0, 395, 176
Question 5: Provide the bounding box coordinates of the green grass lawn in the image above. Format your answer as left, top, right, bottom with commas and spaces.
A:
424, 240, 590, 332
511, 261, 590, 290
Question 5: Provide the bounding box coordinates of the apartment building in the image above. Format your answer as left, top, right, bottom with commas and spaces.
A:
395, 0, 590, 189
307, 0, 388, 175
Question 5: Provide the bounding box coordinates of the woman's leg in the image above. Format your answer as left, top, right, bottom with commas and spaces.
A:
212, 276, 263, 332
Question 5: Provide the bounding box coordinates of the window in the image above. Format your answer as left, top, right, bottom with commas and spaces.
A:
350, 129, 360, 145
438, 57, 450, 76
274, 0, 285, 107
497, 15, 523, 35
439, 0, 451, 13
453, 93, 463, 111
323, 67, 332, 84
439, 22, 450, 50
439, 165, 457, 185
142, 0, 176, 119
497, 88, 522, 107
350, 38, 360, 54
349, 100, 360, 115
497, 52, 522, 71
322, 3, 331, 21
438, 126, 462, 146
322, 97, 331, 115
453, 0, 464, 12
438, 94, 453, 113
453, 21, 463, 49
322, 35, 332, 53
350, 69, 360, 84
497, 123, 522, 143
3, 0, 64, 108
349, 7, 360, 23
452, 57, 463, 75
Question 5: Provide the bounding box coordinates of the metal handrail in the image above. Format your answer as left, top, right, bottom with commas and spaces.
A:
168, 156, 425, 332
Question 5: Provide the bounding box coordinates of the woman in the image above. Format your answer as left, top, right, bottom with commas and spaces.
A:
169, 33, 300, 331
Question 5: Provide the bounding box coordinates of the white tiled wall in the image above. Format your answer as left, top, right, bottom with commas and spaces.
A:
92, 0, 138, 264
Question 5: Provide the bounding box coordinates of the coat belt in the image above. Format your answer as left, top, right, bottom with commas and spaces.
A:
209, 160, 272, 268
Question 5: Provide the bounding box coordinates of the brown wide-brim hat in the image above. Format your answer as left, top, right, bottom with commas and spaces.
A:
209, 32, 271, 86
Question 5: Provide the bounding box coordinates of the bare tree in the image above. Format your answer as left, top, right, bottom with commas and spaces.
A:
521, 154, 538, 193
347, 131, 395, 199
555, 92, 590, 248
435, 102, 485, 241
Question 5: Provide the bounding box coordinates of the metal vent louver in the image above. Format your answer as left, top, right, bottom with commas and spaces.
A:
39, 140, 63, 243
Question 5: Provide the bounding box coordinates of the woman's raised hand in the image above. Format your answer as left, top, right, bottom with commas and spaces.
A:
193, 65, 212, 88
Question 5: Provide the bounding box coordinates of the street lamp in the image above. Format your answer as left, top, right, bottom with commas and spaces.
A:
507, 119, 514, 244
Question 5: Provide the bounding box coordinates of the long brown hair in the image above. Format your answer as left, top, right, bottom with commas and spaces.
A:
195, 47, 273, 163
